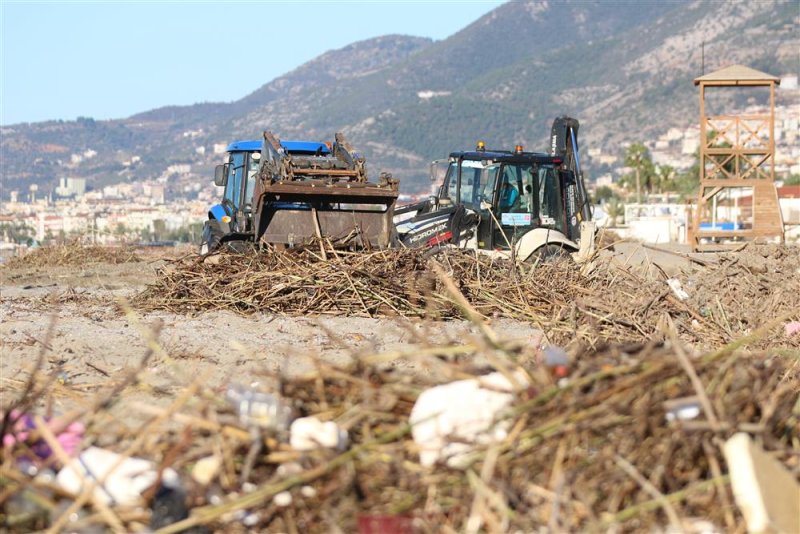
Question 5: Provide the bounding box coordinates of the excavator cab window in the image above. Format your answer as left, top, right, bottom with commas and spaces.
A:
444, 162, 458, 201
239, 151, 261, 232
223, 152, 246, 215
244, 151, 261, 208
443, 160, 499, 207
459, 166, 480, 204
498, 165, 528, 212
493, 164, 534, 248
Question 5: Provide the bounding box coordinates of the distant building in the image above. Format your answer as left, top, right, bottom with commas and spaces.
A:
167, 164, 191, 175
55, 177, 87, 198
780, 75, 798, 89
681, 137, 699, 155
143, 183, 166, 204
417, 90, 452, 99
665, 128, 683, 141
595, 174, 614, 187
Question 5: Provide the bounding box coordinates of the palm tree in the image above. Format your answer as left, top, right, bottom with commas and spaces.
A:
624, 143, 653, 203
656, 164, 675, 195
606, 198, 625, 227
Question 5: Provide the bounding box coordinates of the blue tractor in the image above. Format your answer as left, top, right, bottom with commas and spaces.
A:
201, 132, 399, 253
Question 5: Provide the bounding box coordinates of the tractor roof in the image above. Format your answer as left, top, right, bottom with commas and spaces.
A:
451, 150, 561, 164
226, 140, 262, 152
227, 140, 330, 155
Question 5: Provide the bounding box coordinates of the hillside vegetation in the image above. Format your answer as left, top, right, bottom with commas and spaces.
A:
1, 0, 797, 193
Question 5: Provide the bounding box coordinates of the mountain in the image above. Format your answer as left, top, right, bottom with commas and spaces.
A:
2, 0, 798, 196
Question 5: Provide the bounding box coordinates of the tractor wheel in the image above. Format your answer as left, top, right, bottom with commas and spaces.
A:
199, 220, 224, 255
527, 243, 571, 263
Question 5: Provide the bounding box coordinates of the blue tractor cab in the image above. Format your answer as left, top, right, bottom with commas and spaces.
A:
203, 139, 334, 252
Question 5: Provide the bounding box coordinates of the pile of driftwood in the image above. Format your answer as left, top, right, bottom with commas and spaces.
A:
2, 321, 797, 532
685, 243, 800, 344
5, 242, 141, 268
134, 243, 799, 349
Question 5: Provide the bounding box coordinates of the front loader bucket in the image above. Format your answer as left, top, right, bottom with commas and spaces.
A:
254, 181, 398, 249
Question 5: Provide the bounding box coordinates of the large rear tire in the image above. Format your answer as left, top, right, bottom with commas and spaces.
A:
200, 220, 224, 255
526, 243, 572, 263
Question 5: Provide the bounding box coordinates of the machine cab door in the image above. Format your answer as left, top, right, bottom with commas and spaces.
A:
222, 152, 248, 231
493, 164, 536, 249
536, 165, 568, 237
440, 159, 500, 248
443, 159, 500, 248
241, 151, 261, 232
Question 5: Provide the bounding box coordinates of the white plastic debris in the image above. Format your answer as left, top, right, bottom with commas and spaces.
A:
665, 404, 701, 422
667, 278, 689, 301
664, 396, 702, 423
273, 491, 293, 507
243, 512, 261, 527
289, 416, 348, 451
56, 447, 179, 506
191, 455, 222, 486
410, 371, 527, 468
226, 385, 292, 431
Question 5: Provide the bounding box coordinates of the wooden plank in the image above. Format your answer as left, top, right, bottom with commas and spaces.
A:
723, 433, 800, 534
699, 179, 764, 187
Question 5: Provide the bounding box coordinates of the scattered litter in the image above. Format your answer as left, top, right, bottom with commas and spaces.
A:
242, 512, 261, 527
290, 416, 348, 451
225, 384, 292, 432
663, 396, 702, 422
667, 278, 690, 300
543, 345, 570, 379
357, 514, 415, 534
273, 491, 293, 507
149, 484, 190, 530
3, 410, 85, 462
723, 433, 800, 534
785, 321, 800, 338
191, 455, 222, 486
4, 243, 799, 532
410, 371, 527, 468
4, 338, 797, 532
56, 446, 180, 506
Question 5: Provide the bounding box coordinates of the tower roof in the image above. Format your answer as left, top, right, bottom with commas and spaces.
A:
694, 64, 780, 85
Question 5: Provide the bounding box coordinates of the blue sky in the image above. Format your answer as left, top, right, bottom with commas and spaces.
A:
1, 1, 505, 125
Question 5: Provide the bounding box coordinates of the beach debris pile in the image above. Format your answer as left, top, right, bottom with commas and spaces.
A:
134, 242, 800, 350
2, 325, 797, 532
4, 241, 141, 268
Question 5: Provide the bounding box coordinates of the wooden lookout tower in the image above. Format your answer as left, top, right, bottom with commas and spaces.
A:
688, 65, 784, 251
